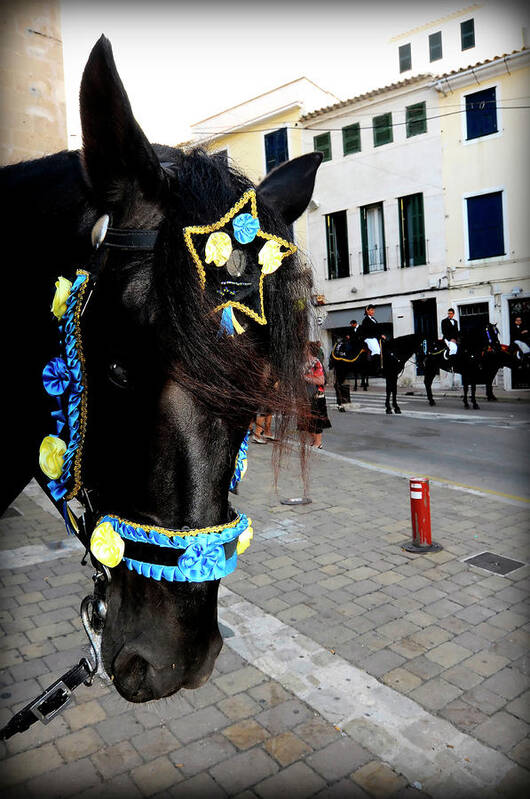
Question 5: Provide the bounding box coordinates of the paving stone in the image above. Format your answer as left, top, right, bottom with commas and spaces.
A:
440, 698, 489, 732
294, 717, 342, 750
0, 742, 63, 787
130, 725, 180, 760
255, 761, 326, 799
481, 667, 527, 700
461, 685, 507, 716
425, 641, 472, 668
168, 733, 236, 777
463, 651, 511, 677
95, 710, 145, 745
164, 771, 227, 798
256, 698, 314, 735
56, 727, 105, 762
314, 777, 371, 798
352, 760, 408, 798
76, 773, 143, 799
264, 731, 312, 766
506, 689, 530, 723
63, 699, 107, 731
214, 665, 265, 696
411, 677, 463, 711
249, 681, 290, 709
306, 737, 371, 781
91, 739, 143, 779
131, 755, 183, 796
443, 664, 484, 690
168, 705, 229, 744
26, 757, 102, 798
210, 748, 278, 794
217, 691, 260, 721
381, 667, 423, 694
509, 737, 530, 769
473, 710, 528, 752
222, 719, 269, 750
359, 648, 406, 678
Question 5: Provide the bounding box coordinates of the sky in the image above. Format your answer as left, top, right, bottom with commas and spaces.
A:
60, 0, 522, 147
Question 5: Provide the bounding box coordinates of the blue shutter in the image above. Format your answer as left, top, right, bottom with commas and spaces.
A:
467, 192, 504, 260
264, 129, 288, 173
466, 87, 497, 140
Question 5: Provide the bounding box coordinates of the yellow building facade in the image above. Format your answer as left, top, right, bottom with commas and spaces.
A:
190, 78, 337, 251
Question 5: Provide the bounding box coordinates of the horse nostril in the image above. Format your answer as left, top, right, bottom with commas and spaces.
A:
112, 648, 149, 699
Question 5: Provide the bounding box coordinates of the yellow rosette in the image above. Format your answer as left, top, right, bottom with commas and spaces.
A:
205, 232, 232, 267
236, 519, 253, 555
90, 522, 125, 568
258, 240, 283, 274
51, 276, 73, 319
39, 435, 67, 479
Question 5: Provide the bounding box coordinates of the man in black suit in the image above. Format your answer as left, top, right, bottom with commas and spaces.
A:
511, 315, 530, 354
441, 308, 459, 357
358, 305, 385, 360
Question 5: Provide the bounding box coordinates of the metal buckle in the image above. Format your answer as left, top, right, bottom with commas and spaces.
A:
28, 681, 72, 724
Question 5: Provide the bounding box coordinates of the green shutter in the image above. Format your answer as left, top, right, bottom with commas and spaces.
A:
342, 123, 361, 155
461, 19, 475, 50
373, 113, 393, 147
360, 207, 369, 273
406, 102, 427, 137
314, 133, 331, 162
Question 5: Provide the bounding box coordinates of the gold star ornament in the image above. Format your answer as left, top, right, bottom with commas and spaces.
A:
183, 189, 297, 327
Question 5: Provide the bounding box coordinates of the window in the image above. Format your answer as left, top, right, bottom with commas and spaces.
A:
399, 43, 411, 72
466, 191, 504, 260
342, 123, 361, 155
461, 19, 475, 50
360, 203, 386, 274
465, 87, 497, 140
325, 211, 349, 279
398, 193, 426, 267
406, 102, 427, 137
429, 31, 443, 62
373, 113, 393, 147
458, 302, 489, 337
314, 132, 331, 162
264, 128, 288, 173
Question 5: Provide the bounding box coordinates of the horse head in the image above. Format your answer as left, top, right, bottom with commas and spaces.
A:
41, 37, 321, 702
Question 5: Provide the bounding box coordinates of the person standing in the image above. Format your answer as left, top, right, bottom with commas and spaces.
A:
441, 308, 459, 357
299, 342, 331, 448
511, 315, 530, 354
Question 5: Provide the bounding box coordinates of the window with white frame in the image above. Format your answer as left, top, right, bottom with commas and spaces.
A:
466, 191, 505, 260
360, 203, 386, 273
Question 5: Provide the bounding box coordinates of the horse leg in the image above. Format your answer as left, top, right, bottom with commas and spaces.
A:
363, 375, 368, 391
392, 376, 401, 414
463, 381, 469, 409
424, 370, 436, 406
385, 377, 392, 414
335, 372, 345, 411
486, 380, 497, 401
353, 372, 358, 391
472, 382, 479, 410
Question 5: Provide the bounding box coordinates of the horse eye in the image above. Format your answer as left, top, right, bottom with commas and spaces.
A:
108, 362, 129, 388
226, 250, 247, 277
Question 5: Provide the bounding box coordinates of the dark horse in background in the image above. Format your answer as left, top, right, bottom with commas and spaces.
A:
329, 334, 419, 414
0, 37, 322, 702
418, 323, 515, 409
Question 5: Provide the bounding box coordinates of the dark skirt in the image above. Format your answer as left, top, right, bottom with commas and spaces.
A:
299, 391, 332, 434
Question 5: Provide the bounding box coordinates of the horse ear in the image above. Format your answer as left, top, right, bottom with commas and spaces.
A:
80, 35, 164, 205
256, 152, 323, 225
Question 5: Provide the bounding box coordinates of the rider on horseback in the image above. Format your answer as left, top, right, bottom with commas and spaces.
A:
358, 305, 385, 366
441, 308, 459, 361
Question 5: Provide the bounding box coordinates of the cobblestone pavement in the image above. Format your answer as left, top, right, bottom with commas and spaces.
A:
0, 440, 529, 798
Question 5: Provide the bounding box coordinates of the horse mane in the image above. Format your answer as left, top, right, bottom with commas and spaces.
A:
149, 146, 312, 451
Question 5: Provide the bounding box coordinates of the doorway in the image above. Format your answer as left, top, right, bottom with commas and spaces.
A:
413, 298, 437, 375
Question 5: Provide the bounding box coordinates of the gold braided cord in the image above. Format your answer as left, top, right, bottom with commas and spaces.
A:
183, 189, 297, 325
65, 270, 90, 501
100, 512, 243, 539
332, 349, 365, 364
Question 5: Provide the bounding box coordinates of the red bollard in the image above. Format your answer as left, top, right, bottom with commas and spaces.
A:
402, 478, 442, 553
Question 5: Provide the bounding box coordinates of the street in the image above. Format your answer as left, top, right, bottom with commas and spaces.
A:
1, 399, 529, 797
323, 383, 530, 501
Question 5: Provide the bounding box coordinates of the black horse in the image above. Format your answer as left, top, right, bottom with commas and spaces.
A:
419, 324, 514, 409
330, 334, 419, 414
1, 37, 322, 702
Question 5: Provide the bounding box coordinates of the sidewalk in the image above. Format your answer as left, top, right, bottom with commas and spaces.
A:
0, 441, 528, 797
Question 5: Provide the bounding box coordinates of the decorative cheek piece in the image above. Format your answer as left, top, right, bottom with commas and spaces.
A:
183, 189, 297, 334
39, 268, 253, 583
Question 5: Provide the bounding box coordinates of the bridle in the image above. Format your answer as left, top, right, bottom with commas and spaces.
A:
0, 212, 253, 739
